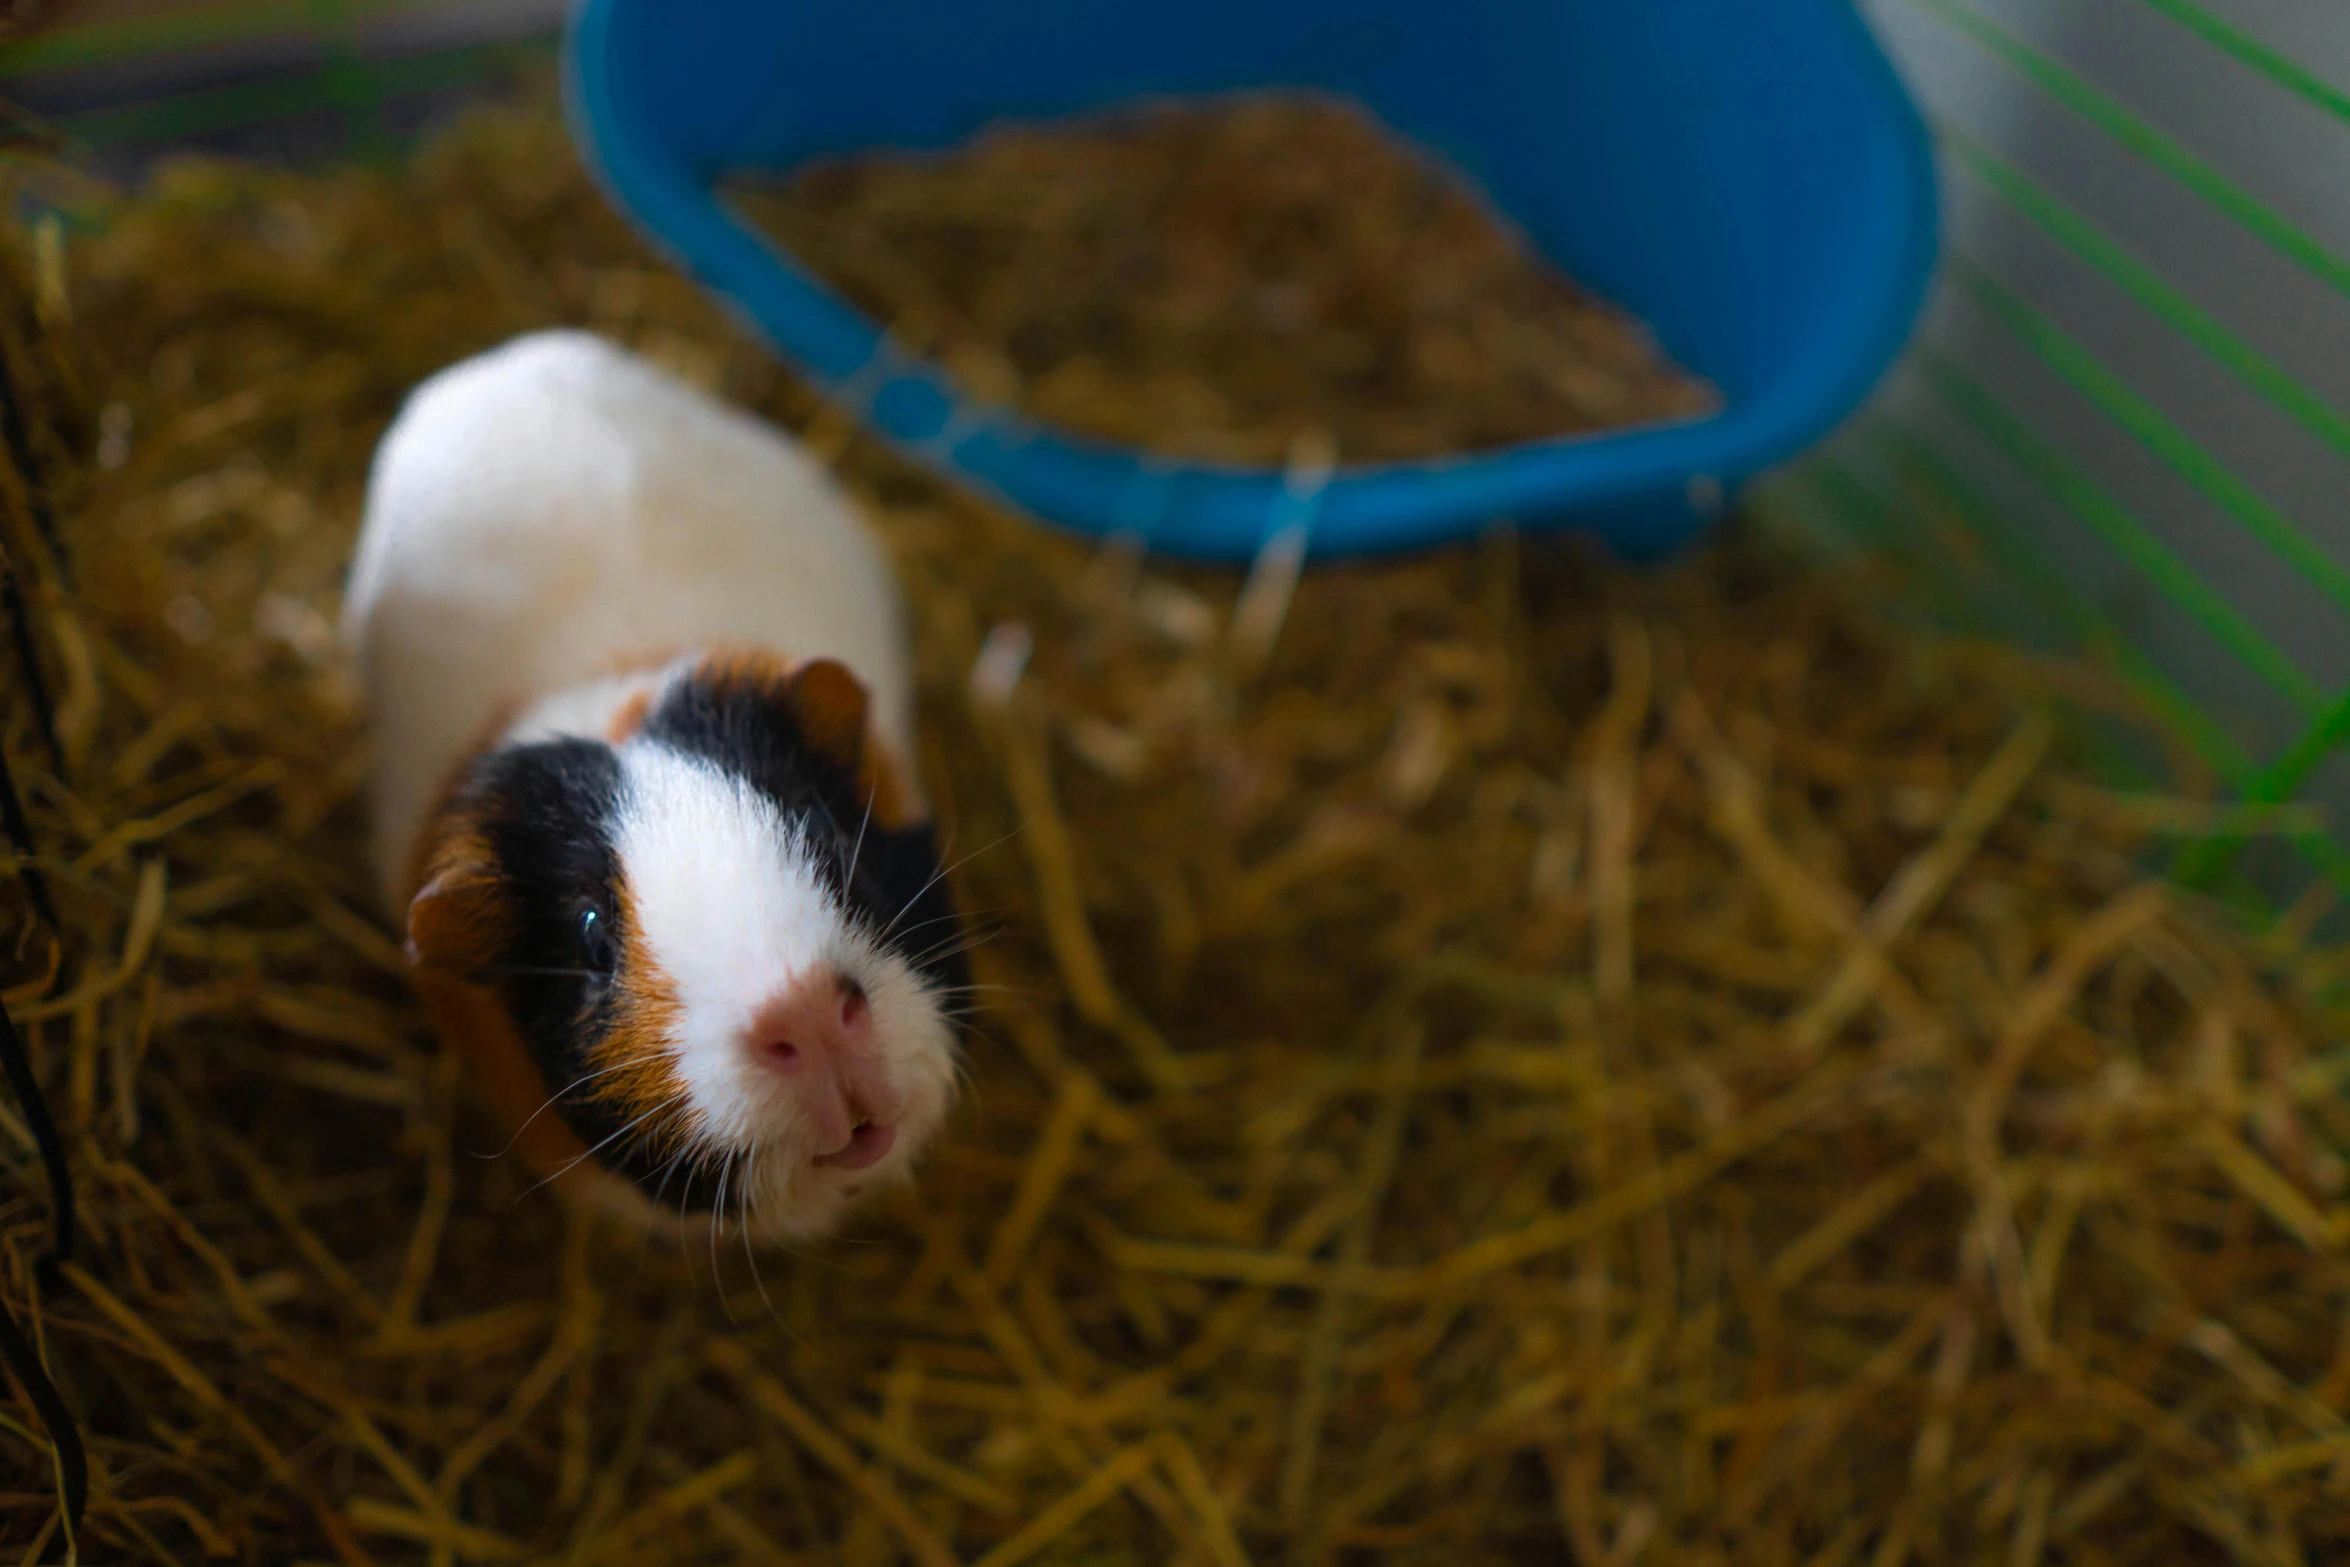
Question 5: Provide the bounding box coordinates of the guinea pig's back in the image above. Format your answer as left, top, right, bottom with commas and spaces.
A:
346, 330, 916, 907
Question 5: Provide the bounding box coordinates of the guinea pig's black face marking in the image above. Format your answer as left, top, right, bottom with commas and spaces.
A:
638, 661, 970, 999
448, 738, 717, 1203
432, 653, 967, 1233
577, 907, 616, 976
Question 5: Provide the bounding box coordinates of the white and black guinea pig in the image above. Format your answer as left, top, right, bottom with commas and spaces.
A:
342, 330, 965, 1243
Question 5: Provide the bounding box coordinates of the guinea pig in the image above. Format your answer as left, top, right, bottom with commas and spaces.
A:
342, 329, 965, 1243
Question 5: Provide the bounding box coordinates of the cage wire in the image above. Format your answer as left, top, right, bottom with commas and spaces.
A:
7, 0, 2350, 921
1786, 0, 2350, 939
16, 0, 2345, 928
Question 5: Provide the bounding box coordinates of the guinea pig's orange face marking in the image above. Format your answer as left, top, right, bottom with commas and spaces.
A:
606, 688, 653, 745
403, 795, 602, 1189
583, 876, 691, 1153
410, 962, 594, 1178
405, 811, 511, 978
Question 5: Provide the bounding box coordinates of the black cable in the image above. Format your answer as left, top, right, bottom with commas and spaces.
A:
0, 1004, 71, 1279
1, 547, 59, 772
0, 1287, 86, 1553
0, 324, 62, 570
0, 738, 55, 938
0, 807, 81, 1552
0, 164, 86, 1558
0, 699, 72, 1280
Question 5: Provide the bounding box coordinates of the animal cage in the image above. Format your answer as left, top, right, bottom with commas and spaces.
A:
3, 3, 2350, 1562
10, 0, 2339, 927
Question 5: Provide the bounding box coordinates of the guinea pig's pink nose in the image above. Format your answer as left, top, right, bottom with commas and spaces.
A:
751, 970, 872, 1066
745, 970, 903, 1161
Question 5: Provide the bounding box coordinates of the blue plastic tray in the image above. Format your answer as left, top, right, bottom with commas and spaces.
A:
564, 0, 1937, 562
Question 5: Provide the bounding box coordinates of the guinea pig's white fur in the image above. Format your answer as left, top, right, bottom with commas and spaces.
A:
345, 330, 955, 1242
346, 329, 919, 907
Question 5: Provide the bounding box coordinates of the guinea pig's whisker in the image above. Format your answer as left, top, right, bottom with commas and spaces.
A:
710, 1150, 739, 1325
877, 826, 1023, 944
675, 1154, 743, 1285
921, 904, 1010, 936
739, 1148, 785, 1328
902, 930, 1000, 976
629, 1148, 693, 1274
878, 871, 955, 945
482, 1058, 640, 1159
897, 912, 1006, 965
885, 908, 988, 943
930, 991, 1034, 1019
912, 921, 1001, 959
668, 1155, 710, 1281
644, 1143, 700, 1239
841, 792, 876, 897
894, 927, 1009, 975
931, 984, 1021, 1012
947, 1052, 981, 1108
519, 1089, 695, 1201
883, 911, 972, 949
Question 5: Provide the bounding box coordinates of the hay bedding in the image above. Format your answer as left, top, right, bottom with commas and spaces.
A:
726, 98, 1718, 463
0, 90, 2346, 1567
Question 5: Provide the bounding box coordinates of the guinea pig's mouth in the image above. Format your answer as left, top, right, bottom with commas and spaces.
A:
813, 1121, 896, 1171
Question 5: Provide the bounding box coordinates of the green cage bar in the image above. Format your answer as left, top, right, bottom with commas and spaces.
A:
6, 0, 2350, 922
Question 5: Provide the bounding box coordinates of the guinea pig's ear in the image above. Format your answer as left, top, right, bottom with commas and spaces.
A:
787, 658, 871, 773
405, 856, 506, 980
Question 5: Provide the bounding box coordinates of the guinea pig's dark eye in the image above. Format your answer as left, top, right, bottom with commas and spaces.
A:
578, 907, 617, 975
